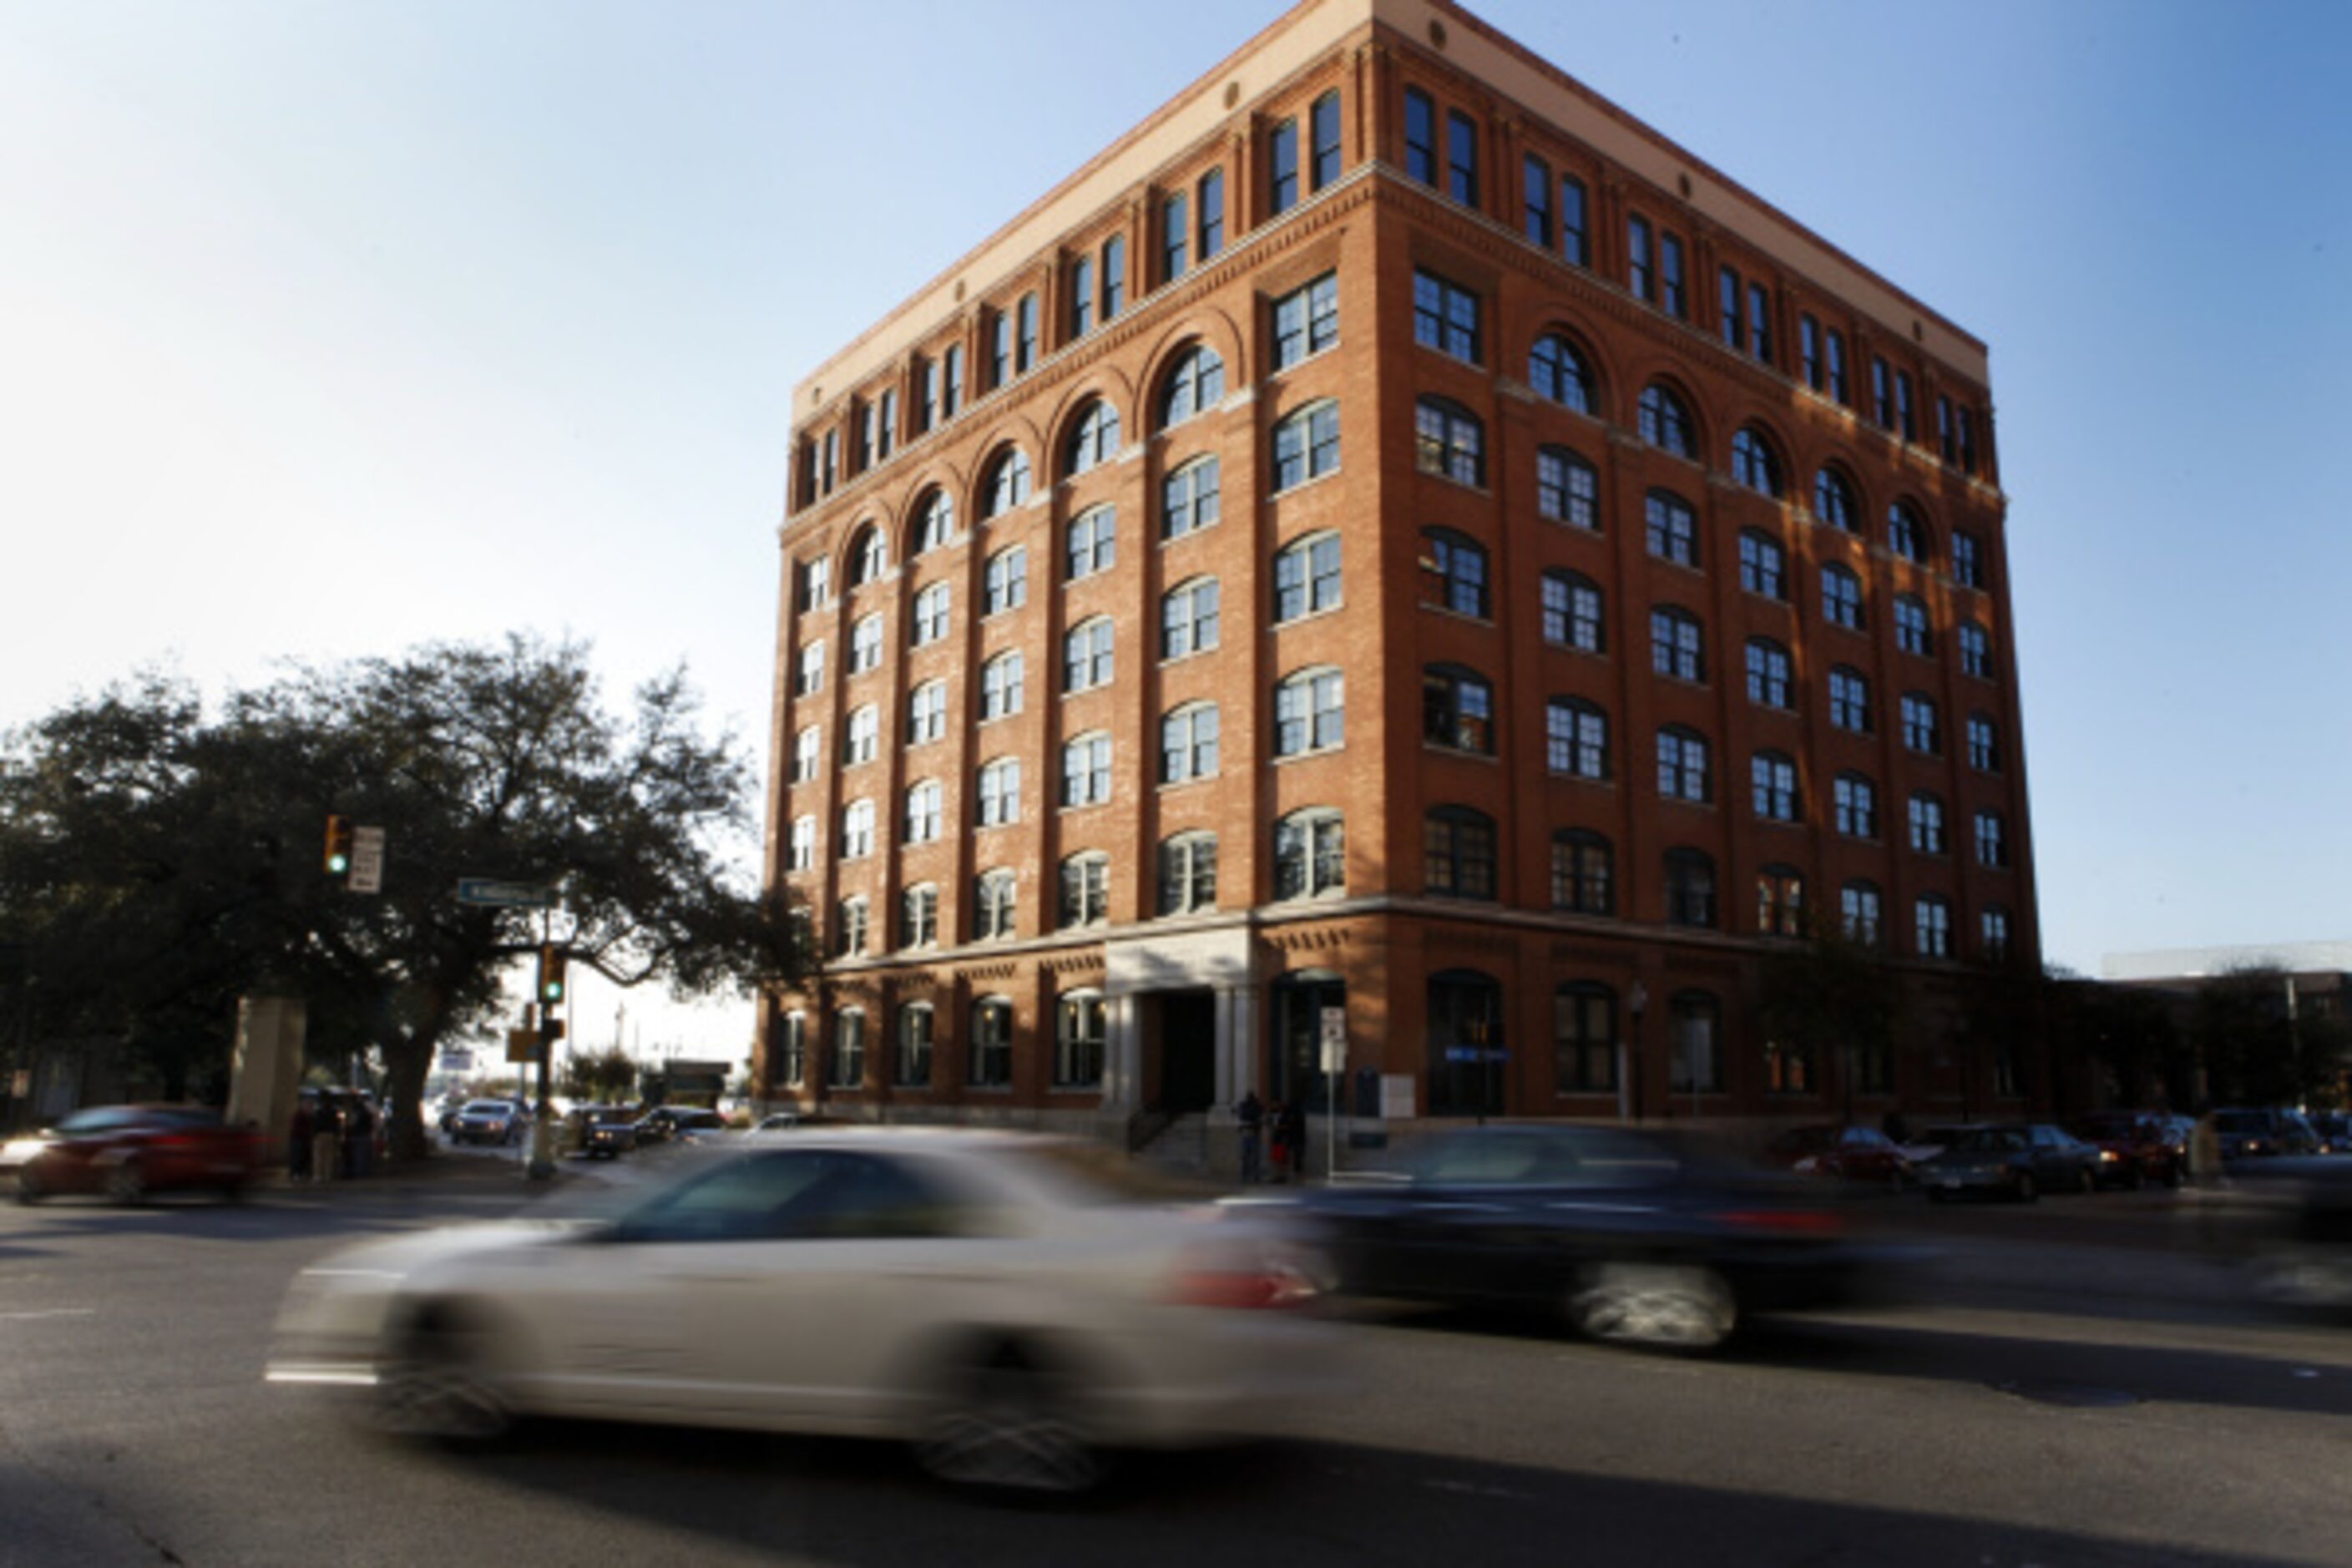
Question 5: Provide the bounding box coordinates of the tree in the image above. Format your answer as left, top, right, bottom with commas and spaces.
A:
559, 1045, 641, 1105
1755, 933, 1900, 1119
0, 635, 812, 1159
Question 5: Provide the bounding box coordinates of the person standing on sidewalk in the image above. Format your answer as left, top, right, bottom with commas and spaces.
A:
1277, 1099, 1307, 1184
286, 1097, 314, 1185
310, 1095, 341, 1186
1236, 1090, 1265, 1185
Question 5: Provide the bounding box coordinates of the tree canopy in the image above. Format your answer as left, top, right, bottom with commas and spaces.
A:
0, 635, 808, 1156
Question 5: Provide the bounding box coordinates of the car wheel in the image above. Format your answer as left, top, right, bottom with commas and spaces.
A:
13, 1168, 43, 1205
372, 1315, 512, 1444
912, 1342, 1103, 1496
2015, 1173, 2038, 1204
1567, 1262, 1736, 1353
1926, 1186, 1949, 1204
106, 1160, 147, 1206
220, 1180, 248, 1205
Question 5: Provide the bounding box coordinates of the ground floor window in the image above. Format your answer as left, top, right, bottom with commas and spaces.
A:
1270, 972, 1345, 1111
1667, 991, 1721, 1095
1055, 991, 1105, 1089
1428, 969, 1505, 1117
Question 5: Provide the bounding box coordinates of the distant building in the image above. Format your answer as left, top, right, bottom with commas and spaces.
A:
758, 0, 2035, 1139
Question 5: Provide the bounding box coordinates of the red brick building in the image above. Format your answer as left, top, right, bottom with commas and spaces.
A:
758, 0, 2037, 1152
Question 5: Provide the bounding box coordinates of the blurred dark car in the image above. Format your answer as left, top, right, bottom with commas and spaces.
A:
564, 1105, 640, 1159
1289, 1124, 1870, 1352
1763, 1124, 1914, 1188
2066, 1111, 2186, 1189
2303, 1112, 2352, 1155
6, 1105, 265, 1205
632, 1105, 727, 1146
450, 1099, 529, 1146
1917, 1124, 2102, 1201
2212, 1108, 2320, 1160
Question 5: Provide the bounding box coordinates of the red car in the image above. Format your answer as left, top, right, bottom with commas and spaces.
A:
6, 1105, 266, 1205
1763, 1124, 1914, 1188
2065, 1111, 2186, 1189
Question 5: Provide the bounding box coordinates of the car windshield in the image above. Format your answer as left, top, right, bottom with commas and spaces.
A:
461, 1102, 511, 1115
1949, 1129, 2027, 1154
2212, 1111, 2265, 1134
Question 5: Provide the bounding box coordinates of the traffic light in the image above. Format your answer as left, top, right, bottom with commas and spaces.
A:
539, 944, 568, 1006
323, 815, 354, 877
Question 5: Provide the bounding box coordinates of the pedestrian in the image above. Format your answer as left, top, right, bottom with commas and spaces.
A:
1266, 1101, 1291, 1183
287, 1096, 314, 1185
346, 1097, 376, 1180
311, 1095, 341, 1186
1277, 1099, 1308, 1183
1236, 1090, 1265, 1185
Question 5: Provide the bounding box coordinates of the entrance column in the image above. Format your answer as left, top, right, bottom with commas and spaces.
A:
1218, 982, 1259, 1107
1102, 993, 1141, 1112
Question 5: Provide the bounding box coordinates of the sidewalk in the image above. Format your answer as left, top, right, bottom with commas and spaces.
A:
261, 1142, 625, 1201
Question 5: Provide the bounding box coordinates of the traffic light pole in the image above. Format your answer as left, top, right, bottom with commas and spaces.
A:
528, 923, 560, 1181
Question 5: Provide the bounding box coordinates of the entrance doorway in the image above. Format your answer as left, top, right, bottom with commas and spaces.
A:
1155, 989, 1216, 1114
1270, 972, 1345, 1112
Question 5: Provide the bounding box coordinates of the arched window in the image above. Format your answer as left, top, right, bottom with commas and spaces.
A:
1064, 399, 1121, 477
903, 778, 943, 842
1060, 731, 1111, 808
1914, 894, 1953, 959
1745, 637, 1792, 707
1273, 807, 1345, 899
1157, 345, 1227, 428
836, 894, 870, 957
1063, 617, 1114, 692
1550, 828, 1613, 914
1160, 701, 1219, 783
1058, 852, 1110, 928
979, 447, 1032, 518
976, 757, 1020, 827
1271, 399, 1341, 491
895, 1002, 934, 1087
1731, 427, 1783, 496
1959, 620, 1993, 679
1738, 529, 1786, 599
910, 581, 950, 646
839, 798, 876, 858
979, 650, 1023, 721
983, 545, 1026, 614
1054, 989, 1106, 1088
829, 1008, 866, 1090
1274, 667, 1344, 756
906, 680, 946, 746
1414, 396, 1485, 486
1651, 604, 1704, 681
1158, 831, 1218, 915
842, 704, 879, 765
900, 883, 938, 948
1757, 864, 1804, 937
849, 614, 885, 674
1657, 726, 1711, 802
1900, 691, 1940, 754
974, 868, 1017, 939
1833, 772, 1878, 838
1750, 750, 1798, 822
1888, 501, 1930, 564
1975, 810, 2009, 869
1967, 712, 2002, 771
969, 995, 1014, 1086
1555, 982, 1618, 1094
1529, 332, 1596, 413
1065, 504, 1115, 580
847, 522, 888, 586
1829, 666, 1873, 732
1161, 455, 1221, 539
1420, 528, 1490, 617
1545, 696, 1609, 780
1161, 576, 1219, 659
1541, 569, 1605, 652
792, 725, 821, 782
1422, 664, 1495, 754
1273, 531, 1342, 621
1821, 562, 1864, 629
1645, 490, 1697, 566
1637, 382, 1695, 457
1536, 446, 1599, 529
776, 1010, 807, 1089
1841, 881, 1884, 946
1427, 969, 1505, 1117
1813, 468, 1858, 531
910, 489, 954, 555
1908, 792, 1947, 854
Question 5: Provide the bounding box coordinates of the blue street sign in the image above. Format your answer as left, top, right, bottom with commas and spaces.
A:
456, 878, 554, 908
1444, 1047, 1510, 1064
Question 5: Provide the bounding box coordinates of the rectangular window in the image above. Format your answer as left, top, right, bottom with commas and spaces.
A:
1015, 294, 1039, 373
1627, 215, 1652, 302
1800, 315, 1821, 390
1937, 396, 1955, 463
1872, 357, 1892, 427
1446, 109, 1479, 206
1896, 371, 1916, 440
820, 430, 838, 495
1069, 255, 1093, 339
914, 359, 937, 434
1198, 169, 1225, 258
1660, 232, 1686, 317
1748, 282, 1772, 363
984, 546, 1026, 614
989, 313, 1012, 390
1161, 190, 1188, 282
877, 389, 897, 459
1958, 407, 1978, 473
1101, 235, 1125, 321
1523, 155, 1552, 246
1311, 92, 1342, 189
1826, 331, 1849, 404
1718, 267, 1742, 348
1268, 119, 1299, 215
1412, 270, 1480, 362
1404, 88, 1436, 185
942, 345, 963, 419
1273, 273, 1339, 367
1560, 176, 1589, 266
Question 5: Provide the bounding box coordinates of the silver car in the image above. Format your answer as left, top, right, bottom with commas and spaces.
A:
266, 1130, 1335, 1492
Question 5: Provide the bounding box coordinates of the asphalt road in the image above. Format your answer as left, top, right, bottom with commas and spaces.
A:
3, 1153, 2349, 1568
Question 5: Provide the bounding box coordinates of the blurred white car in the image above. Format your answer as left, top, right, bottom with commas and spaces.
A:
266, 1130, 1334, 1491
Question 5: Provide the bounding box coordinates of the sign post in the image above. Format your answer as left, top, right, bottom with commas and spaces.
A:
1318, 1006, 1346, 1180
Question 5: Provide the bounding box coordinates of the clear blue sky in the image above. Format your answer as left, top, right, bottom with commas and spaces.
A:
4, 0, 2348, 1053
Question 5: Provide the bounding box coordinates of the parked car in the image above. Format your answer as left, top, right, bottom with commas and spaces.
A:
1914, 1123, 2101, 1201
2211, 1108, 2321, 1160
1286, 1124, 1873, 1353
631, 1105, 727, 1146
746, 1112, 802, 1137
563, 1105, 640, 1160
6, 1105, 266, 1205
449, 1100, 530, 1147
1763, 1124, 1914, 1188
265, 1130, 1334, 1493
2307, 1112, 2352, 1154
2066, 1111, 2186, 1189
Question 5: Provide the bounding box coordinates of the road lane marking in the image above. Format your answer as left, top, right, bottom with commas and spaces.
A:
0, 1308, 94, 1321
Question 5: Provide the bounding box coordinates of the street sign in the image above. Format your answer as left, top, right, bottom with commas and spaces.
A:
458, 878, 553, 908
1318, 1006, 1347, 1072
1443, 1047, 1510, 1064
505, 1028, 539, 1064
347, 827, 387, 893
